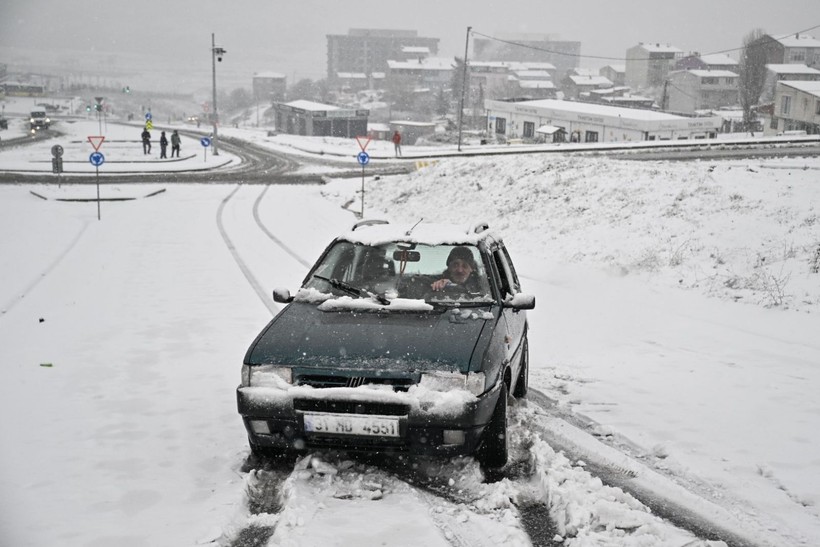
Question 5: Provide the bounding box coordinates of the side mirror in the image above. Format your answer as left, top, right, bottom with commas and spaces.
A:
504, 293, 535, 310
272, 287, 293, 304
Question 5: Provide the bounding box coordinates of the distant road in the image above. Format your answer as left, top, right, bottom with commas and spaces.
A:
608, 142, 820, 161
1, 127, 818, 184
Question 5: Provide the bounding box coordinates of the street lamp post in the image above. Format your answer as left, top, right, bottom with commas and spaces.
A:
211, 33, 227, 156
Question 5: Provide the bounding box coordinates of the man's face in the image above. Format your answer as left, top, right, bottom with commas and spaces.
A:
448, 258, 473, 284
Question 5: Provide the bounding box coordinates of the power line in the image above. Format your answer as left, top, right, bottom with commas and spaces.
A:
471, 23, 820, 64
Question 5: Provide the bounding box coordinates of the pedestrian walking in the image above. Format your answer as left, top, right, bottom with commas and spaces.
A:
392, 130, 402, 157
159, 131, 168, 159
141, 128, 152, 154
171, 130, 181, 158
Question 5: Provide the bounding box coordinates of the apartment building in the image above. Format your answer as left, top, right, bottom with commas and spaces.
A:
625, 42, 684, 90
326, 29, 439, 83
667, 70, 739, 113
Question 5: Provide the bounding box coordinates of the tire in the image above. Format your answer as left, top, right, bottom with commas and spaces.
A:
513, 337, 529, 398
477, 382, 508, 470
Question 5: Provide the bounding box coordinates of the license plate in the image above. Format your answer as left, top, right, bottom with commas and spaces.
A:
303, 412, 401, 438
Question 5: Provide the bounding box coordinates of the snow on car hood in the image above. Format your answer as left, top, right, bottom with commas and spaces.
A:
247, 299, 495, 372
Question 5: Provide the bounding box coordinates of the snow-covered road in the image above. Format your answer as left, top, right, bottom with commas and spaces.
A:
1, 120, 819, 545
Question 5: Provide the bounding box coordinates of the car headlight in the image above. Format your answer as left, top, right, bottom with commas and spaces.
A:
241, 364, 292, 387
419, 371, 485, 396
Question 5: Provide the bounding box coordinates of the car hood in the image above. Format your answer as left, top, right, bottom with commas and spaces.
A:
246, 302, 495, 373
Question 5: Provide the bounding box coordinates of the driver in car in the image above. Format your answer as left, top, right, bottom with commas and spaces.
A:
431, 246, 481, 291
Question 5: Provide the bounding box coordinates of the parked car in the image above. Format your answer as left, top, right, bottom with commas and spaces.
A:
237, 219, 535, 471
0, 118, 8, 130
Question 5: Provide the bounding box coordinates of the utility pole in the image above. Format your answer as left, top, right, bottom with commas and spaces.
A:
661, 80, 669, 111
457, 26, 472, 152
211, 33, 227, 156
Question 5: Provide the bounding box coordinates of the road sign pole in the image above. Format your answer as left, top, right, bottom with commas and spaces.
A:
96, 166, 101, 220
361, 165, 365, 218
200, 137, 212, 162
88, 151, 105, 220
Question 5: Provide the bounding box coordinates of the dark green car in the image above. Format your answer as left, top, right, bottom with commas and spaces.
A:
237, 220, 534, 470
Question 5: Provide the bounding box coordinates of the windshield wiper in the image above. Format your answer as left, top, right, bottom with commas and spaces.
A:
428, 300, 494, 308
314, 275, 390, 305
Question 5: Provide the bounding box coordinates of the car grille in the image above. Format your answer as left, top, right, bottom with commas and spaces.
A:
304, 435, 409, 451
296, 374, 415, 392
293, 399, 410, 416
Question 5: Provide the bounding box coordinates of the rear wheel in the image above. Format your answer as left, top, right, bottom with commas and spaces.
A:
477, 382, 508, 471
513, 338, 529, 398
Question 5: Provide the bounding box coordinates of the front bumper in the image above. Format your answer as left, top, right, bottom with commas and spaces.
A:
237, 381, 502, 458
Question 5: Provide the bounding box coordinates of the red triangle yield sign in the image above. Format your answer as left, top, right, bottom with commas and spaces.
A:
355, 135, 371, 152
88, 136, 106, 151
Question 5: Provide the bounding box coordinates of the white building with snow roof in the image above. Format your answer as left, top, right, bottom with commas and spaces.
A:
273, 100, 369, 138
485, 98, 721, 143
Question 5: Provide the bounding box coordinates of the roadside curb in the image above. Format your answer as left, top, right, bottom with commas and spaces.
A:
30, 188, 167, 202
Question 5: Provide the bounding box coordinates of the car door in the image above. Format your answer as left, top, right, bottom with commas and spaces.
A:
491, 244, 527, 380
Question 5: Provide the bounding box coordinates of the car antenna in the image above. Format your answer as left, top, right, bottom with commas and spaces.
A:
405, 218, 424, 236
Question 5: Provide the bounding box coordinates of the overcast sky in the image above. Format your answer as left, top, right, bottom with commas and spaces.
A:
1, 0, 818, 92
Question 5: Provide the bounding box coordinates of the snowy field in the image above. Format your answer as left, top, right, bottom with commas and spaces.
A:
0, 117, 819, 546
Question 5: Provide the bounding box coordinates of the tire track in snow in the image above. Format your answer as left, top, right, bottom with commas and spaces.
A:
216, 184, 278, 316
217, 184, 314, 317
1, 219, 91, 317
251, 184, 312, 269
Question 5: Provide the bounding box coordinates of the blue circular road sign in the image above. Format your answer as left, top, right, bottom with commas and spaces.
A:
357, 151, 370, 165
200, 137, 212, 147
89, 152, 105, 166
145, 112, 153, 121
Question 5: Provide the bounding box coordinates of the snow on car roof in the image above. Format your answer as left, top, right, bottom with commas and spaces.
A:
339, 220, 495, 246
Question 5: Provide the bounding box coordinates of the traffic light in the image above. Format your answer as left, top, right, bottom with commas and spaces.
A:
86, 105, 92, 112
95, 103, 102, 112
123, 86, 130, 93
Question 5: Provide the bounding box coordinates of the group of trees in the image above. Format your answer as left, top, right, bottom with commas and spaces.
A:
739, 28, 777, 130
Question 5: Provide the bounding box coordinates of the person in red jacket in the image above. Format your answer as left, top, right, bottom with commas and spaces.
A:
392, 130, 402, 157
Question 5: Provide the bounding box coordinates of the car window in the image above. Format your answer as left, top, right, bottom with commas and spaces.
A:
500, 245, 521, 293
303, 241, 493, 304
492, 248, 516, 298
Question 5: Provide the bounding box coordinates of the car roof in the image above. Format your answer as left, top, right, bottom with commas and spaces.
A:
339, 219, 498, 247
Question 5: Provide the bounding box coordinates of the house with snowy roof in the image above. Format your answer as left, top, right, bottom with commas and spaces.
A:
674, 53, 738, 72
765, 80, 820, 135
666, 69, 739, 113
762, 63, 820, 101
599, 65, 626, 86
748, 33, 820, 70
562, 74, 614, 99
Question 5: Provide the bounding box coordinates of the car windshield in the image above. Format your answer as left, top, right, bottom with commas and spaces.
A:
303, 241, 494, 305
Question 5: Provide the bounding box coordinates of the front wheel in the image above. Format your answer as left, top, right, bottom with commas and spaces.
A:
477, 383, 508, 471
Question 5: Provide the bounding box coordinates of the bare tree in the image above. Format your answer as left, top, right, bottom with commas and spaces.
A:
739, 29, 769, 130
